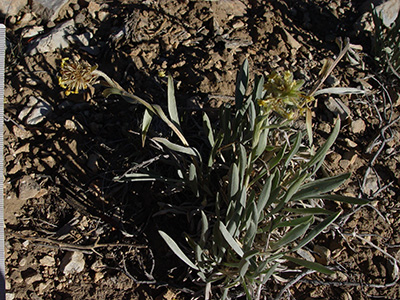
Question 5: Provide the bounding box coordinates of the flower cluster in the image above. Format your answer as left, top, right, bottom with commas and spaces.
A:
258, 71, 314, 119
58, 58, 99, 95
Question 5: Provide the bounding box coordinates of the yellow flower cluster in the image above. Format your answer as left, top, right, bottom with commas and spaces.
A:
258, 71, 314, 120
58, 58, 98, 96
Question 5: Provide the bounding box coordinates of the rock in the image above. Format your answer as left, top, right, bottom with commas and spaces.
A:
374, 0, 400, 27
98, 11, 109, 22
26, 19, 75, 55
42, 156, 56, 168
94, 272, 104, 283
67, 32, 93, 47
282, 28, 301, 50
4, 192, 26, 224
339, 152, 358, 170
40, 255, 55, 267
345, 138, 358, 148
18, 96, 52, 125
13, 125, 33, 140
327, 152, 342, 165
65, 119, 77, 131
80, 45, 100, 56
38, 281, 52, 295
21, 26, 45, 38
32, 0, 74, 21
21, 268, 43, 285
0, 0, 28, 16
19, 175, 40, 201
87, 1, 101, 19
325, 75, 339, 87
14, 144, 30, 155
350, 119, 366, 134
314, 245, 331, 265
364, 173, 379, 195
212, 0, 247, 19
19, 257, 28, 267
296, 249, 315, 262
59, 251, 85, 275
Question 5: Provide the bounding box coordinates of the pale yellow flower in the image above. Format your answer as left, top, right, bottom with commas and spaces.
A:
258, 71, 314, 120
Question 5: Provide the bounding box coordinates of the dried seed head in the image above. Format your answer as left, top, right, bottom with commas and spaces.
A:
58, 58, 98, 96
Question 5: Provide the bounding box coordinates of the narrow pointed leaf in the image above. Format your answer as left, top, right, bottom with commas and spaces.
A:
203, 112, 215, 146
270, 217, 312, 250
275, 215, 315, 228
159, 231, 199, 270
284, 132, 302, 168
304, 118, 340, 170
219, 221, 244, 257
284, 255, 334, 275
283, 207, 334, 215
167, 75, 181, 127
228, 163, 240, 198
235, 58, 249, 109
293, 173, 351, 200
200, 211, 208, 247
321, 194, 370, 205
141, 109, 153, 147
295, 210, 341, 250
257, 174, 273, 213
152, 137, 198, 157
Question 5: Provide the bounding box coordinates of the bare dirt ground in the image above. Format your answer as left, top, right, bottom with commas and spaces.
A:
2, 0, 400, 299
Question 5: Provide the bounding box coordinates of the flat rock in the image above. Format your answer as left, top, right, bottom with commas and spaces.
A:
26, 19, 76, 55
21, 268, 43, 285
32, 0, 74, 21
374, 0, 400, 27
282, 28, 301, 50
59, 251, 85, 275
19, 175, 40, 201
13, 126, 33, 140
351, 119, 366, 134
18, 96, 52, 125
0, 0, 28, 16
4, 192, 26, 224
40, 255, 55, 267
21, 26, 45, 38
67, 32, 93, 47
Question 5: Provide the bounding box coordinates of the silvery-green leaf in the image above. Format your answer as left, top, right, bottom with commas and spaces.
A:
200, 211, 208, 248
167, 75, 181, 127
152, 137, 198, 157
275, 215, 315, 228
228, 163, 240, 198
270, 216, 312, 250
284, 255, 334, 275
314, 87, 367, 96
322, 194, 370, 204
235, 58, 249, 109
219, 221, 244, 257
304, 118, 340, 173
284, 131, 302, 168
293, 173, 351, 200
203, 112, 214, 146
141, 109, 153, 147
294, 210, 341, 250
159, 231, 199, 270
